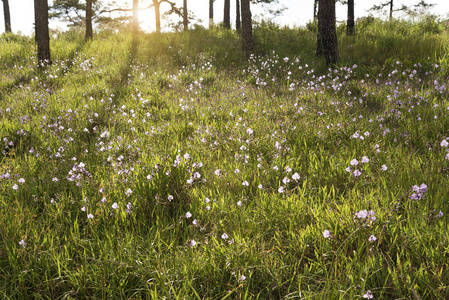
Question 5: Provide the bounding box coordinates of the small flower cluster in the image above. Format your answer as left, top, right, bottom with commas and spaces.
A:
11, 177, 26, 190
277, 166, 301, 193
171, 153, 204, 185
221, 232, 234, 244
0, 171, 11, 180
126, 202, 133, 213
363, 290, 373, 299
66, 162, 91, 186
440, 139, 449, 160
345, 156, 369, 177
2, 137, 14, 156
355, 209, 376, 222
410, 183, 427, 200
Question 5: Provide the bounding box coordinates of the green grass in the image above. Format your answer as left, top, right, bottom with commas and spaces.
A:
1, 19, 449, 299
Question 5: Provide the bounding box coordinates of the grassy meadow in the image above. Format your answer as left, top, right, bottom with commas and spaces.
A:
1, 18, 449, 299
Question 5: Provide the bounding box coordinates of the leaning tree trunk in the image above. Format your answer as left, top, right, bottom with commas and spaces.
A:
34, 0, 51, 64
209, 0, 214, 28
317, 0, 338, 65
346, 0, 354, 35
224, 0, 230, 29
183, 0, 188, 31
236, 0, 241, 31
133, 0, 139, 34
85, 0, 93, 40
2, 0, 11, 33
241, 0, 253, 57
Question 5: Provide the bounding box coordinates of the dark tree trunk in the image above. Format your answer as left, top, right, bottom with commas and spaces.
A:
317, 0, 338, 65
34, 0, 51, 64
389, 0, 393, 19
209, 0, 214, 28
313, 0, 318, 20
236, 0, 241, 31
2, 0, 11, 33
346, 0, 354, 35
241, 0, 253, 57
85, 0, 93, 40
133, 0, 139, 34
224, 0, 230, 29
183, 0, 187, 31
153, 0, 161, 33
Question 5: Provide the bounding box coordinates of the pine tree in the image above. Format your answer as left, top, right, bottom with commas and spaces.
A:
346, 0, 355, 35
183, 0, 188, 31
224, 0, 230, 29
209, 0, 214, 28
241, 0, 253, 57
86, 0, 93, 40
236, 0, 241, 31
317, 0, 338, 65
2, 0, 11, 33
34, 0, 51, 64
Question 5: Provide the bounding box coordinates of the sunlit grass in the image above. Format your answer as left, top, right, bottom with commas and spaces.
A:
1, 19, 449, 298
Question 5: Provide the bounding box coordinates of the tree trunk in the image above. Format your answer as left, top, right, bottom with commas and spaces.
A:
183, 0, 188, 31
224, 0, 230, 29
389, 0, 393, 19
153, 0, 161, 33
209, 0, 214, 28
133, 0, 139, 34
85, 0, 93, 40
316, 0, 323, 56
346, 0, 354, 35
34, 0, 51, 64
317, 0, 338, 65
241, 0, 253, 57
2, 0, 11, 33
313, 0, 318, 20
235, 0, 241, 31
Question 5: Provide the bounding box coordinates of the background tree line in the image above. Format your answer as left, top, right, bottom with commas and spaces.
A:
1, 0, 436, 66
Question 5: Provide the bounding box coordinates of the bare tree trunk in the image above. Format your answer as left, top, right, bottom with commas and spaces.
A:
389, 0, 393, 19
133, 0, 139, 34
317, 0, 338, 65
2, 0, 11, 33
209, 0, 214, 28
153, 0, 161, 33
183, 0, 188, 31
241, 0, 253, 57
85, 0, 93, 40
34, 0, 51, 64
346, 0, 354, 35
224, 0, 230, 29
236, 0, 241, 31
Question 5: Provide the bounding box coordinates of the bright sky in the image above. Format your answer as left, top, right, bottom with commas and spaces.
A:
1, 0, 449, 35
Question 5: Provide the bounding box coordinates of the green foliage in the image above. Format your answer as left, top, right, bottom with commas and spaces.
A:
1, 19, 449, 299
49, 0, 122, 29
339, 17, 449, 69
253, 20, 317, 61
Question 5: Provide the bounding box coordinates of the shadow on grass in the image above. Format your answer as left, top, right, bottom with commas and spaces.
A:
109, 35, 140, 105
0, 71, 34, 101
56, 38, 90, 74
0, 39, 88, 101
